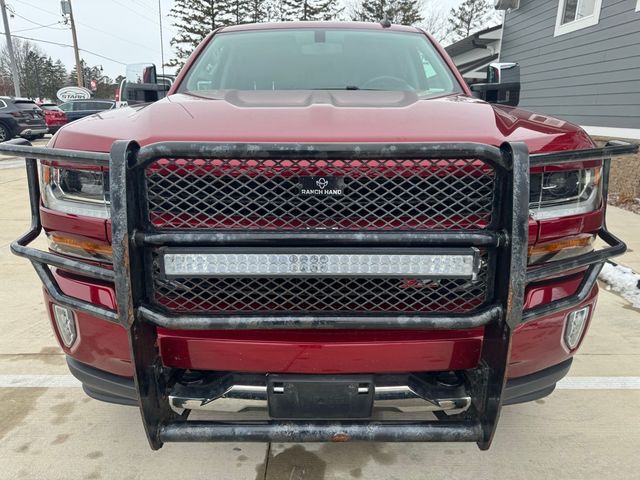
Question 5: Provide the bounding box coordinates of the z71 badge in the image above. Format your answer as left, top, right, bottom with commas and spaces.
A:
299, 176, 345, 196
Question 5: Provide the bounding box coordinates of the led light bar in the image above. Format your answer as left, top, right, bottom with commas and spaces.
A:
162, 250, 479, 279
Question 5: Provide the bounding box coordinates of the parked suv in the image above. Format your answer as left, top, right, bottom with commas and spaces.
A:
0, 97, 48, 141
3, 22, 637, 451
57, 99, 116, 122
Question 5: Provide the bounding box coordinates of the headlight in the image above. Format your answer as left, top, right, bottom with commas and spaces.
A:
529, 168, 601, 220
41, 165, 109, 218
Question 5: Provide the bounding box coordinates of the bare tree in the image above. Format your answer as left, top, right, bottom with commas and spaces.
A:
0, 39, 68, 99
421, 2, 450, 44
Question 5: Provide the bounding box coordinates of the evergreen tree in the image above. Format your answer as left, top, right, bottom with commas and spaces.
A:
41, 58, 68, 100
68, 60, 115, 98
353, 0, 423, 25
225, 0, 251, 24
167, 0, 230, 69
447, 0, 497, 42
246, 0, 269, 22
23, 50, 44, 99
280, 0, 341, 21
69, 60, 92, 88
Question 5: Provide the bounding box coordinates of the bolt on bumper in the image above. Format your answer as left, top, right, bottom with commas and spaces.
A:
2, 137, 636, 449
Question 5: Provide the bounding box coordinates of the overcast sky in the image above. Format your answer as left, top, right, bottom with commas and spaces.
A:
2, 0, 463, 79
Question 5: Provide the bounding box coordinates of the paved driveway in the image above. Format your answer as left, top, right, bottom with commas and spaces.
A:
1, 152, 639, 479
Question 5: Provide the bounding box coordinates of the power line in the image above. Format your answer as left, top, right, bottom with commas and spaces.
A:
110, 0, 160, 25
13, 22, 63, 33
10, 10, 65, 30
0, 32, 127, 65
131, 0, 155, 8
12, 3, 161, 55
9, 1, 165, 69
15, 0, 61, 18
74, 19, 161, 55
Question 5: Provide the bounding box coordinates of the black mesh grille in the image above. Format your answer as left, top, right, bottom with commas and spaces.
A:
150, 252, 490, 314
145, 158, 495, 230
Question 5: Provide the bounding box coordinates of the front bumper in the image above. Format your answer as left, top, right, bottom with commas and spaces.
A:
3, 138, 636, 449
45, 265, 594, 377
18, 127, 48, 137
67, 355, 573, 408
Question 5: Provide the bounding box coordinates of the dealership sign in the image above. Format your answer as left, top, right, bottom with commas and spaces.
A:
56, 86, 92, 102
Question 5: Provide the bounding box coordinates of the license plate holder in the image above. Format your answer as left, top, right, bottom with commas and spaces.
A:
267, 375, 374, 420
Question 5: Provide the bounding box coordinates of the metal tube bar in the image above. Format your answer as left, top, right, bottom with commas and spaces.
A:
137, 230, 503, 248
523, 263, 602, 322
473, 141, 530, 451
159, 420, 482, 443
525, 229, 625, 283
135, 141, 507, 169
32, 262, 118, 323
9, 157, 114, 282
139, 304, 502, 331
530, 142, 638, 167
12, 244, 115, 282
0, 142, 110, 166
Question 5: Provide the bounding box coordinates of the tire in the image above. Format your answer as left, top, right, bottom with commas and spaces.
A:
0, 124, 9, 142
35, 133, 45, 139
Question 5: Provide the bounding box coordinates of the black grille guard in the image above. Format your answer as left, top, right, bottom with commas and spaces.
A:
3, 138, 636, 450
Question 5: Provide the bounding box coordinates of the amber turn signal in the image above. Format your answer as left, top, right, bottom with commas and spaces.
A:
48, 233, 112, 262
528, 235, 595, 265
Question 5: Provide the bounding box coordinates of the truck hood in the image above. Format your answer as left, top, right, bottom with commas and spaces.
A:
52, 91, 594, 154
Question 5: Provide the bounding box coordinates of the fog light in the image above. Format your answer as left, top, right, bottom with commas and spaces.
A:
162, 250, 479, 279
564, 306, 590, 350
52, 305, 77, 347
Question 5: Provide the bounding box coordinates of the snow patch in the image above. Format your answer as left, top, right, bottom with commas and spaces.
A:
599, 262, 640, 308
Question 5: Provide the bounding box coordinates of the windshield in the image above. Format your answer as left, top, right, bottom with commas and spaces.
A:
179, 29, 461, 97
14, 100, 39, 110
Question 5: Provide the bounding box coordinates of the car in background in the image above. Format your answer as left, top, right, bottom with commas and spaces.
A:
38, 103, 68, 135
0, 97, 48, 142
57, 99, 116, 122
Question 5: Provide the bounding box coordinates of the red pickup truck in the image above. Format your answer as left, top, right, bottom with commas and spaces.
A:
4, 22, 637, 450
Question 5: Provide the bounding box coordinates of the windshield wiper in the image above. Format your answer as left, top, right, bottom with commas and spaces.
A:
311, 86, 386, 91
311, 86, 359, 90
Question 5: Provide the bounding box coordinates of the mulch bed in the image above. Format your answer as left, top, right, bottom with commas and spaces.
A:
592, 136, 640, 215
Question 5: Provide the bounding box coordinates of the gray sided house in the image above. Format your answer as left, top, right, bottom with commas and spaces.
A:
498, 0, 640, 139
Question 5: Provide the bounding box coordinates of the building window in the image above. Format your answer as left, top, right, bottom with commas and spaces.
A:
554, 0, 603, 36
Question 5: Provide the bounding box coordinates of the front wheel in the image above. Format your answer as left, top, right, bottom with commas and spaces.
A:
0, 124, 10, 142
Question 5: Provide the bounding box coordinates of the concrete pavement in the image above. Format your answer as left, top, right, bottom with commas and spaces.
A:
1, 155, 639, 480
604, 205, 640, 272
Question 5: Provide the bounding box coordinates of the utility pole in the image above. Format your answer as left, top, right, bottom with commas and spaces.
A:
0, 0, 22, 97
158, 0, 165, 78
62, 0, 83, 87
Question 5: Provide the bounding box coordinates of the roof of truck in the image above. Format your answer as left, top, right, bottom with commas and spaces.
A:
219, 21, 422, 34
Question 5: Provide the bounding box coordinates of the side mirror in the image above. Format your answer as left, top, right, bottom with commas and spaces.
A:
470, 62, 521, 107
123, 63, 168, 104
126, 63, 157, 84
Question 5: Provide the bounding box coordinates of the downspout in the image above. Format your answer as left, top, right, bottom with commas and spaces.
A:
497, 10, 507, 61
